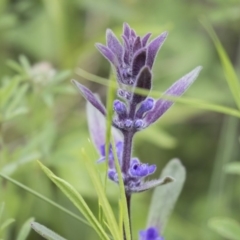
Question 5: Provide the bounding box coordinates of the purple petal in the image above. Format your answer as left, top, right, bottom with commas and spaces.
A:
122, 35, 130, 64
95, 43, 117, 66
86, 96, 123, 154
86, 97, 107, 151
132, 66, 152, 104
145, 66, 202, 126
131, 29, 136, 38
139, 227, 164, 240
132, 48, 147, 77
133, 36, 142, 54
142, 33, 152, 47
123, 22, 131, 38
146, 31, 168, 68
72, 80, 106, 116
106, 29, 123, 64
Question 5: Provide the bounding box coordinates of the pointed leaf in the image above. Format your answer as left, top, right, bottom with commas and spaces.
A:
147, 159, 186, 232
132, 67, 152, 104
0, 218, 15, 233
38, 161, 109, 240
31, 222, 67, 240
128, 176, 174, 193
208, 218, 240, 240
147, 32, 168, 68
82, 149, 122, 240
17, 217, 35, 240
72, 80, 106, 116
145, 66, 202, 126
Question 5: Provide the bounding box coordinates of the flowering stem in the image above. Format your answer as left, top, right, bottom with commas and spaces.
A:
121, 131, 134, 176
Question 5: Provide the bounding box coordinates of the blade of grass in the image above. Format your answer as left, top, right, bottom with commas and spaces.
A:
200, 18, 240, 110
104, 69, 131, 240
0, 173, 90, 227
37, 161, 109, 240
81, 149, 122, 240
16, 217, 35, 240
111, 138, 131, 240
75, 68, 240, 118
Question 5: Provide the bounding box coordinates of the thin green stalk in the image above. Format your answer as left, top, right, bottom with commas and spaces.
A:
0, 173, 90, 227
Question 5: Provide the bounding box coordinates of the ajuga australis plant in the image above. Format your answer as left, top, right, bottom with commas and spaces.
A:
72, 23, 202, 239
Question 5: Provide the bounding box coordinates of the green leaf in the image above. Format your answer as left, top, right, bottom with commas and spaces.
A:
0, 173, 89, 227
81, 149, 122, 240
0, 218, 15, 233
201, 18, 240, 110
31, 222, 67, 240
105, 71, 131, 240
16, 217, 35, 240
1, 77, 21, 109
147, 159, 186, 232
224, 162, 240, 175
37, 161, 109, 240
208, 217, 240, 240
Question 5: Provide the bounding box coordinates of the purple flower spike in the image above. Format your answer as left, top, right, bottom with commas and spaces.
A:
139, 227, 164, 240
72, 79, 106, 116
96, 23, 167, 87
145, 66, 202, 127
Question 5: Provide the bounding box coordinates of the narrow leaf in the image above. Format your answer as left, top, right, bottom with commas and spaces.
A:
208, 218, 240, 240
0, 218, 15, 233
16, 217, 35, 240
38, 162, 109, 240
31, 222, 67, 240
147, 159, 186, 232
81, 149, 122, 240
201, 19, 240, 110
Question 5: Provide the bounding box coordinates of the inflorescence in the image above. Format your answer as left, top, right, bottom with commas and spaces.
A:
73, 22, 202, 239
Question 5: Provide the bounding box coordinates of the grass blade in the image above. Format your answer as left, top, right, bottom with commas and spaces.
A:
81, 149, 122, 240
16, 217, 35, 240
37, 161, 109, 240
201, 18, 240, 110
0, 173, 89, 227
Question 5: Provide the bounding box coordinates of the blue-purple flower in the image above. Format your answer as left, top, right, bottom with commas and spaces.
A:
139, 227, 164, 240
73, 22, 201, 193
72, 23, 202, 133
86, 100, 171, 193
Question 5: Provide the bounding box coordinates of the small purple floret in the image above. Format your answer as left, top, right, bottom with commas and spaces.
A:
97, 141, 123, 168
139, 227, 164, 240
136, 98, 154, 118
129, 159, 156, 178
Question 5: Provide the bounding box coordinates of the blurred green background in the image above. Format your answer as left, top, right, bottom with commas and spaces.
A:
1, 0, 240, 239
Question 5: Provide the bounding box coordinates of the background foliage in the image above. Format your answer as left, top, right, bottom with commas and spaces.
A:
1, 0, 240, 239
